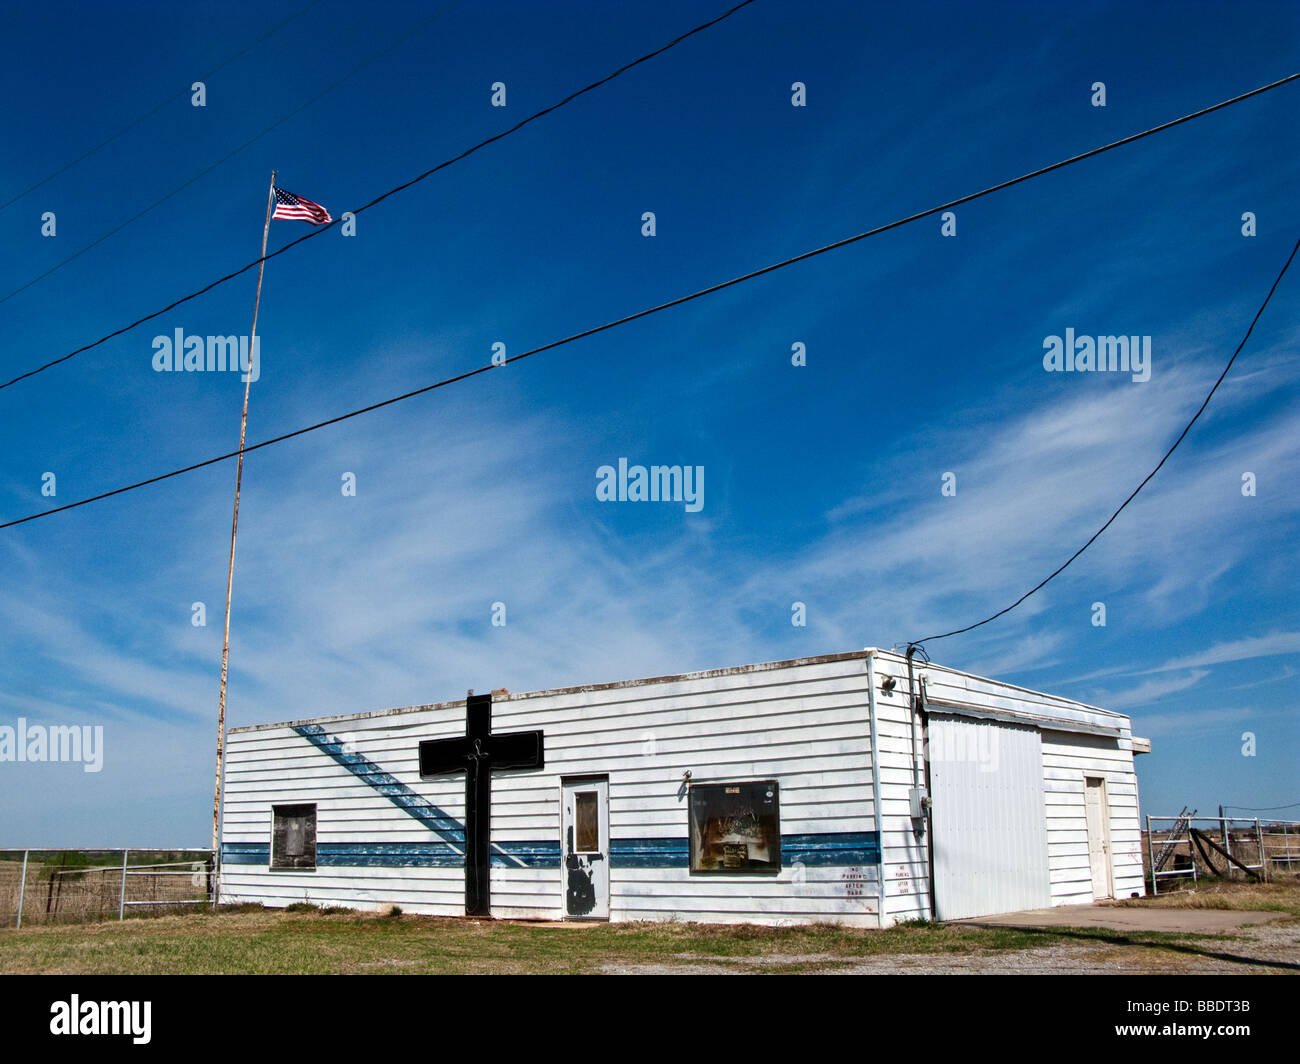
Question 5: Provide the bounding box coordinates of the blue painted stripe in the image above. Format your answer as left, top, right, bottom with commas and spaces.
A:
222, 842, 270, 865
219, 832, 881, 870
784, 831, 881, 867
320, 843, 463, 868
489, 841, 562, 868
322, 840, 560, 869
220, 840, 561, 868
610, 838, 689, 868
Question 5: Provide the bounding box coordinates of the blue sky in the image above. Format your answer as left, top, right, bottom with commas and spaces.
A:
0, 0, 1296, 844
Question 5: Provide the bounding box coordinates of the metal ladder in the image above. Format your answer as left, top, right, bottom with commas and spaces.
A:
1153, 807, 1196, 873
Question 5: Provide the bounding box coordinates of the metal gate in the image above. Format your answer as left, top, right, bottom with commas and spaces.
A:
929, 715, 1051, 920
2, 848, 214, 927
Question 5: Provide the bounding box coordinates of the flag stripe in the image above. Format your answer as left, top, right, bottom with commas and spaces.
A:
272, 186, 332, 225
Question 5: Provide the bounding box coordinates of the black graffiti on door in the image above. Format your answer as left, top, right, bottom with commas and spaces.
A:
566, 853, 597, 916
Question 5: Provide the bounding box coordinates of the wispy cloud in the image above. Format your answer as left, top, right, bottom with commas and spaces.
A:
3, 346, 1296, 734
1139, 633, 1300, 675
1130, 705, 1259, 739
1089, 669, 1209, 711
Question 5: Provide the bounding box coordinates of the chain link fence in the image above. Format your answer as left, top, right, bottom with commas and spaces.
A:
0, 849, 214, 928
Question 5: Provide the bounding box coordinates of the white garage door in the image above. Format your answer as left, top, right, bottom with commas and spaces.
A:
929, 715, 1051, 920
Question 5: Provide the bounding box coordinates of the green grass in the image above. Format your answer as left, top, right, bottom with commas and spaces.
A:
7, 881, 1293, 975
0, 906, 1244, 975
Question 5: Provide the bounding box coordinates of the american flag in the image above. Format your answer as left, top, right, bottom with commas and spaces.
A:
272, 187, 332, 225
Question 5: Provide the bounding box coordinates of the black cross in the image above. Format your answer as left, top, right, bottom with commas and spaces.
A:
419, 692, 544, 917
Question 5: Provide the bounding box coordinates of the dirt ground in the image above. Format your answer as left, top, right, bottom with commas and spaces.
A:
821, 923, 1300, 975
596, 921, 1300, 974
598, 891, 1300, 974
956, 903, 1286, 933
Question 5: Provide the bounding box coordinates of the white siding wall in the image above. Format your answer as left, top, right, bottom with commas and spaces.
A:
1041, 730, 1145, 903
221, 711, 471, 914
492, 657, 880, 925
220, 649, 1146, 926
222, 655, 884, 926
867, 653, 1145, 923
867, 658, 931, 926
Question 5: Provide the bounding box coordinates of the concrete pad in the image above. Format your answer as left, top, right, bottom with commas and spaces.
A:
954, 903, 1287, 934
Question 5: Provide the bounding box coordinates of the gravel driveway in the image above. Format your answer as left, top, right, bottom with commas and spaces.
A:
597, 912, 1300, 974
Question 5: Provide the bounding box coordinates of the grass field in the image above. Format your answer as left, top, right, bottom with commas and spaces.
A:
3, 882, 1297, 974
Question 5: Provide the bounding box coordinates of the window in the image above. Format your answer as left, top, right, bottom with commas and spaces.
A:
688, 781, 781, 873
574, 790, 600, 853
271, 804, 317, 870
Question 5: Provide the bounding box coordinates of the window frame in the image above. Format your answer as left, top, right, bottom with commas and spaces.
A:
572, 788, 602, 855
269, 802, 318, 871
687, 779, 782, 875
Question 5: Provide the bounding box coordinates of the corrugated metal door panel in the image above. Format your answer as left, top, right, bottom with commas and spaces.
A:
930, 716, 1051, 920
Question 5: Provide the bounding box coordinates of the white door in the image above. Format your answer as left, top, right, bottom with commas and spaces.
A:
929, 715, 1052, 920
1084, 776, 1113, 900
561, 777, 609, 919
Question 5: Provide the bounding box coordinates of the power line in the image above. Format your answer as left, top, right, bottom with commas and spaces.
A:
2, 195, 1296, 534
4, 32, 1293, 398
1225, 802, 1300, 813
0, 0, 463, 308
0, 0, 760, 394
0, 0, 326, 213
909, 229, 1300, 648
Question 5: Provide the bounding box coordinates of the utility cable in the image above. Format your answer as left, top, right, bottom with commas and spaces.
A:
0, 0, 760, 393
6, 15, 1292, 395
4, 214, 1295, 534
909, 230, 1300, 647
0, 0, 326, 212
0, 0, 463, 308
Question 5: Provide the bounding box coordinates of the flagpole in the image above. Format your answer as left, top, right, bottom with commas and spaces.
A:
212, 169, 277, 859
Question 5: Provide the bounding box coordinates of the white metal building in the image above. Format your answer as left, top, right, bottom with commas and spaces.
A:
219, 648, 1149, 925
